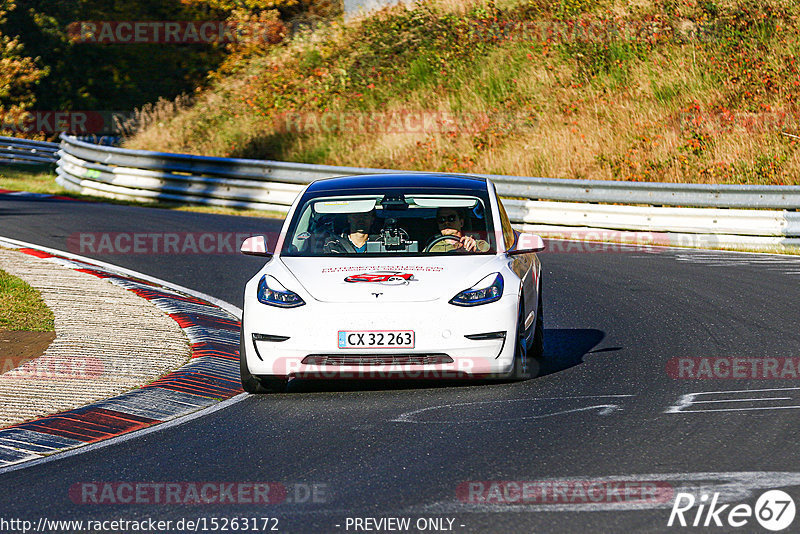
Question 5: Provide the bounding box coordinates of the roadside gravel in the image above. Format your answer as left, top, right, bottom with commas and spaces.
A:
0, 246, 191, 427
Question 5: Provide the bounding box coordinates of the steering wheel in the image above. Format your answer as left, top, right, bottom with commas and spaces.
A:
423, 234, 462, 253
323, 235, 357, 254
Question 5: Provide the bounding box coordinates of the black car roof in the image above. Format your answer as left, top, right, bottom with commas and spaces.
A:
306, 173, 488, 194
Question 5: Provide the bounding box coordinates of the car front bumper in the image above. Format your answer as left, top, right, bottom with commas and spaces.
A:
242, 295, 519, 379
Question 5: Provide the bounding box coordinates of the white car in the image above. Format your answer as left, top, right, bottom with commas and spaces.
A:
239, 173, 545, 393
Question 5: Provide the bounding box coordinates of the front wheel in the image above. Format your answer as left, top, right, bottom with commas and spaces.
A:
509, 299, 532, 380
526, 284, 544, 378
510, 284, 544, 380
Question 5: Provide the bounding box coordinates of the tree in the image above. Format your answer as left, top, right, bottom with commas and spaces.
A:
0, 0, 47, 135
1, 0, 227, 112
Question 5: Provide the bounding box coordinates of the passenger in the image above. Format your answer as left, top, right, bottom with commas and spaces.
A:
428, 207, 489, 252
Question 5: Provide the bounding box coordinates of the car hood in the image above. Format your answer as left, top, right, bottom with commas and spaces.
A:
278, 256, 501, 303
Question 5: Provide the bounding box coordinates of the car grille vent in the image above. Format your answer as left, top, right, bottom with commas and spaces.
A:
302, 354, 453, 366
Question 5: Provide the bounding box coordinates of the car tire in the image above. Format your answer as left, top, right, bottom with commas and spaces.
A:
526, 282, 544, 378
239, 325, 288, 394
510, 298, 531, 381
509, 282, 545, 380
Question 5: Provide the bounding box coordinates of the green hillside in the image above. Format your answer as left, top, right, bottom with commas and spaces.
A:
125, 0, 800, 185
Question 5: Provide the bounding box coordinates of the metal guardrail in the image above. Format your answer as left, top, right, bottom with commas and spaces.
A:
55, 134, 400, 212
488, 173, 800, 210
0, 136, 59, 165
57, 134, 800, 209
502, 199, 800, 236
48, 134, 800, 246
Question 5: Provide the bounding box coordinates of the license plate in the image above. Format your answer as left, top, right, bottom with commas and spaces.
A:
338, 330, 415, 349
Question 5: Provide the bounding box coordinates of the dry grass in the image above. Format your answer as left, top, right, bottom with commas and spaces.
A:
115, 94, 195, 139
123, 0, 800, 185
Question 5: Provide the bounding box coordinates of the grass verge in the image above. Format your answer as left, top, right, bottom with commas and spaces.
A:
0, 266, 54, 332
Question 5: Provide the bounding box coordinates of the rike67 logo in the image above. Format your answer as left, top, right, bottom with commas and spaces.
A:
668, 490, 796, 531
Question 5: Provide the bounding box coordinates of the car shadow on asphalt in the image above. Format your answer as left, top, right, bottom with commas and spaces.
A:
539, 327, 607, 376
283, 328, 608, 393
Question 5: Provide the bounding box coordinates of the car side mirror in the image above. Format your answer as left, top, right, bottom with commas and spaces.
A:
508, 233, 545, 254
240, 235, 272, 257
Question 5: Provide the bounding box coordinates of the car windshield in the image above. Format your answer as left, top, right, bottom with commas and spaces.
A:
281, 192, 496, 256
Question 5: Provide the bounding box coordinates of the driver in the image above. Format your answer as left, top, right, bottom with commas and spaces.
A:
323, 210, 376, 253
428, 207, 489, 252
345, 210, 376, 252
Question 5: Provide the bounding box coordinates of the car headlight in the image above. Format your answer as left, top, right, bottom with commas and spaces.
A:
449, 273, 503, 306
257, 275, 305, 308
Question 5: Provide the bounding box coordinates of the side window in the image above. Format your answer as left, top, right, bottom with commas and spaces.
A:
495, 193, 515, 250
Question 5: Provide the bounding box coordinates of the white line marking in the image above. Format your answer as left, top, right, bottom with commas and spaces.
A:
675, 386, 800, 395
391, 395, 633, 423
665, 387, 800, 414
691, 397, 792, 404
676, 406, 800, 413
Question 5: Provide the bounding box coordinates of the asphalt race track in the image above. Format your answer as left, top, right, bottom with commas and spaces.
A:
3, 193, 800, 533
